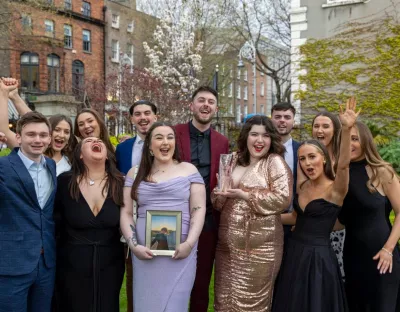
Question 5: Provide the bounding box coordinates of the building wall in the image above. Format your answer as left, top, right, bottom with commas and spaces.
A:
7, 0, 105, 95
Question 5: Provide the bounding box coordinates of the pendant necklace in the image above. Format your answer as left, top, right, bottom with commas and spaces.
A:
88, 174, 106, 186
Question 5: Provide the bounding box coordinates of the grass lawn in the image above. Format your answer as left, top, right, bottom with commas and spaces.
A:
119, 268, 215, 312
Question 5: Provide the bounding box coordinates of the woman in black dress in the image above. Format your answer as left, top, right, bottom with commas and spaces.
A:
274, 98, 359, 312
54, 137, 125, 312
338, 121, 400, 311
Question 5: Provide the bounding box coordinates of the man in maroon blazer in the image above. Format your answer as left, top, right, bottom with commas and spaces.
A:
175, 86, 229, 312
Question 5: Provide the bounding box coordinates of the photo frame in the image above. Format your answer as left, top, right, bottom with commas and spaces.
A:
145, 210, 182, 256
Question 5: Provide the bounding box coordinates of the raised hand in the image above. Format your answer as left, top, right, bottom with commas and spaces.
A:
0, 78, 18, 96
339, 97, 360, 128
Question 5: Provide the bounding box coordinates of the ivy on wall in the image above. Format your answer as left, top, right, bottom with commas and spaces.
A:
297, 17, 400, 139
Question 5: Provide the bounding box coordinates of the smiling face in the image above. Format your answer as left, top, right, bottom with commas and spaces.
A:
312, 116, 334, 148
149, 126, 176, 163
80, 137, 107, 163
298, 144, 326, 180
51, 120, 71, 152
130, 104, 157, 137
16, 122, 51, 161
190, 91, 218, 125
77, 112, 101, 139
350, 127, 364, 161
246, 125, 271, 161
271, 109, 295, 136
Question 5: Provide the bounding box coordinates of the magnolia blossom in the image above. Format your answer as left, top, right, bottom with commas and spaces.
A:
143, 12, 203, 123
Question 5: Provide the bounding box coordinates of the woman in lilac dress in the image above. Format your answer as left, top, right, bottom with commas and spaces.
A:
120, 122, 206, 312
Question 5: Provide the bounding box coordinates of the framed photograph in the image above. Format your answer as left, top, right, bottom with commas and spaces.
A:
145, 210, 182, 256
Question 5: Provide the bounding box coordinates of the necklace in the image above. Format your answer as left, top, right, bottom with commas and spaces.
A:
88, 174, 106, 186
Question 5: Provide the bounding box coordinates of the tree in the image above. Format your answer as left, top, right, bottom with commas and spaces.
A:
143, 11, 204, 123
218, 0, 292, 103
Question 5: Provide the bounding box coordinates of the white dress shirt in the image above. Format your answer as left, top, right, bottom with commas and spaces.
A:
131, 136, 144, 167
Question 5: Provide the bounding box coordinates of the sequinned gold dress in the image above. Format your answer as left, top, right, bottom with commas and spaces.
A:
211, 154, 292, 312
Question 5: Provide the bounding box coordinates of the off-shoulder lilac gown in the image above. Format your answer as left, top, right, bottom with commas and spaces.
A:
125, 172, 204, 312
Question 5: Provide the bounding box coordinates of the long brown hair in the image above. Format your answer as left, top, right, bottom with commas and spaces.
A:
355, 121, 399, 192
45, 114, 77, 161
74, 108, 115, 155
68, 139, 124, 206
237, 115, 285, 166
312, 111, 341, 171
130, 122, 181, 201
298, 139, 336, 186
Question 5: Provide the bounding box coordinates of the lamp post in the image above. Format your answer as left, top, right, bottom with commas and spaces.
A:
238, 41, 257, 115
118, 53, 134, 135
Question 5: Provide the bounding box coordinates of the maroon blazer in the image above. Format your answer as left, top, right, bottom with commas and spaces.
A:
175, 123, 229, 192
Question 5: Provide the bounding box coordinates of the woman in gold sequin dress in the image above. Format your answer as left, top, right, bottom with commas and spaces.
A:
212, 116, 293, 312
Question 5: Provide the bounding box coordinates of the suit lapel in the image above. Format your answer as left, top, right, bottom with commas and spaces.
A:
43, 157, 57, 210
9, 150, 40, 209
178, 124, 191, 162
127, 137, 136, 171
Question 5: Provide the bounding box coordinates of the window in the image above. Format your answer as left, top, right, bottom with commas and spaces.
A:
237, 69, 240, 80
261, 66, 265, 76
260, 104, 264, 114
244, 104, 248, 116
82, 1, 91, 17
228, 83, 233, 98
229, 68, 233, 78
126, 43, 134, 65
21, 14, 32, 30
44, 20, 54, 38
20, 52, 39, 91
236, 85, 241, 99
222, 83, 225, 97
64, 25, 72, 48
47, 54, 60, 93
127, 21, 134, 33
244, 86, 248, 100
72, 60, 84, 99
64, 0, 72, 10
236, 104, 241, 123
244, 70, 248, 81
112, 14, 120, 29
260, 81, 265, 96
111, 40, 119, 62
82, 30, 91, 52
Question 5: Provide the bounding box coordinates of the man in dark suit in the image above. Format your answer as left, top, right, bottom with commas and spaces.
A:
0, 79, 57, 312
115, 99, 157, 312
271, 102, 300, 243
175, 86, 229, 312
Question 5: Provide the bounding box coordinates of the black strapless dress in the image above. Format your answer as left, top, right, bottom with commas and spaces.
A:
339, 159, 400, 312
272, 195, 348, 312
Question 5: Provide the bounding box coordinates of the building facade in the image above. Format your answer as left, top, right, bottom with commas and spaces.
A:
2, 0, 105, 120
290, 0, 397, 123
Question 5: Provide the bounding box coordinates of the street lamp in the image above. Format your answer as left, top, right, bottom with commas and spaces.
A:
118, 53, 134, 135
238, 41, 257, 115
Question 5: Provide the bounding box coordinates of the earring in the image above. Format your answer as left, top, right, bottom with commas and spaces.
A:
150, 150, 154, 156
323, 159, 326, 165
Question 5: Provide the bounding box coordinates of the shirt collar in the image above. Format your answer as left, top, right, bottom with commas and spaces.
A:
18, 148, 47, 169
135, 136, 144, 144
283, 137, 293, 148
189, 120, 211, 138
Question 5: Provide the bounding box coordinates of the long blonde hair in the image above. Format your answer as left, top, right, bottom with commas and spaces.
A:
356, 121, 399, 192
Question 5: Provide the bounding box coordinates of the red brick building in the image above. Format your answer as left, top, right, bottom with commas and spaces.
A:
2, 0, 106, 119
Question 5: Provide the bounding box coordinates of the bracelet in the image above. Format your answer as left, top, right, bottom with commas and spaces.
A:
382, 247, 393, 257
186, 241, 193, 249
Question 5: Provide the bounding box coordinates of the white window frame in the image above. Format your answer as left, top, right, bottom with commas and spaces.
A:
244, 86, 248, 100
260, 81, 265, 96
111, 14, 120, 29
44, 19, 54, 38
228, 83, 233, 98
64, 25, 72, 48
237, 69, 241, 80
236, 85, 241, 99
244, 69, 248, 81
111, 40, 120, 62
126, 43, 134, 65
83, 29, 91, 52
127, 21, 134, 33
323, 0, 367, 8
244, 104, 248, 116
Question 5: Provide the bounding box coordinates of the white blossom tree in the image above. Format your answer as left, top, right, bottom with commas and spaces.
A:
143, 12, 204, 123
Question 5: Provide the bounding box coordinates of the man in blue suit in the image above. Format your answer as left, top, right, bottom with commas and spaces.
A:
115, 99, 157, 312
271, 102, 300, 243
0, 78, 56, 312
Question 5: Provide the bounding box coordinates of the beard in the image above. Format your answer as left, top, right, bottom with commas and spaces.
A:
276, 127, 292, 136
193, 111, 214, 125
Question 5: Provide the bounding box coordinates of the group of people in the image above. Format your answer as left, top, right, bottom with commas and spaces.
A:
0, 75, 399, 312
